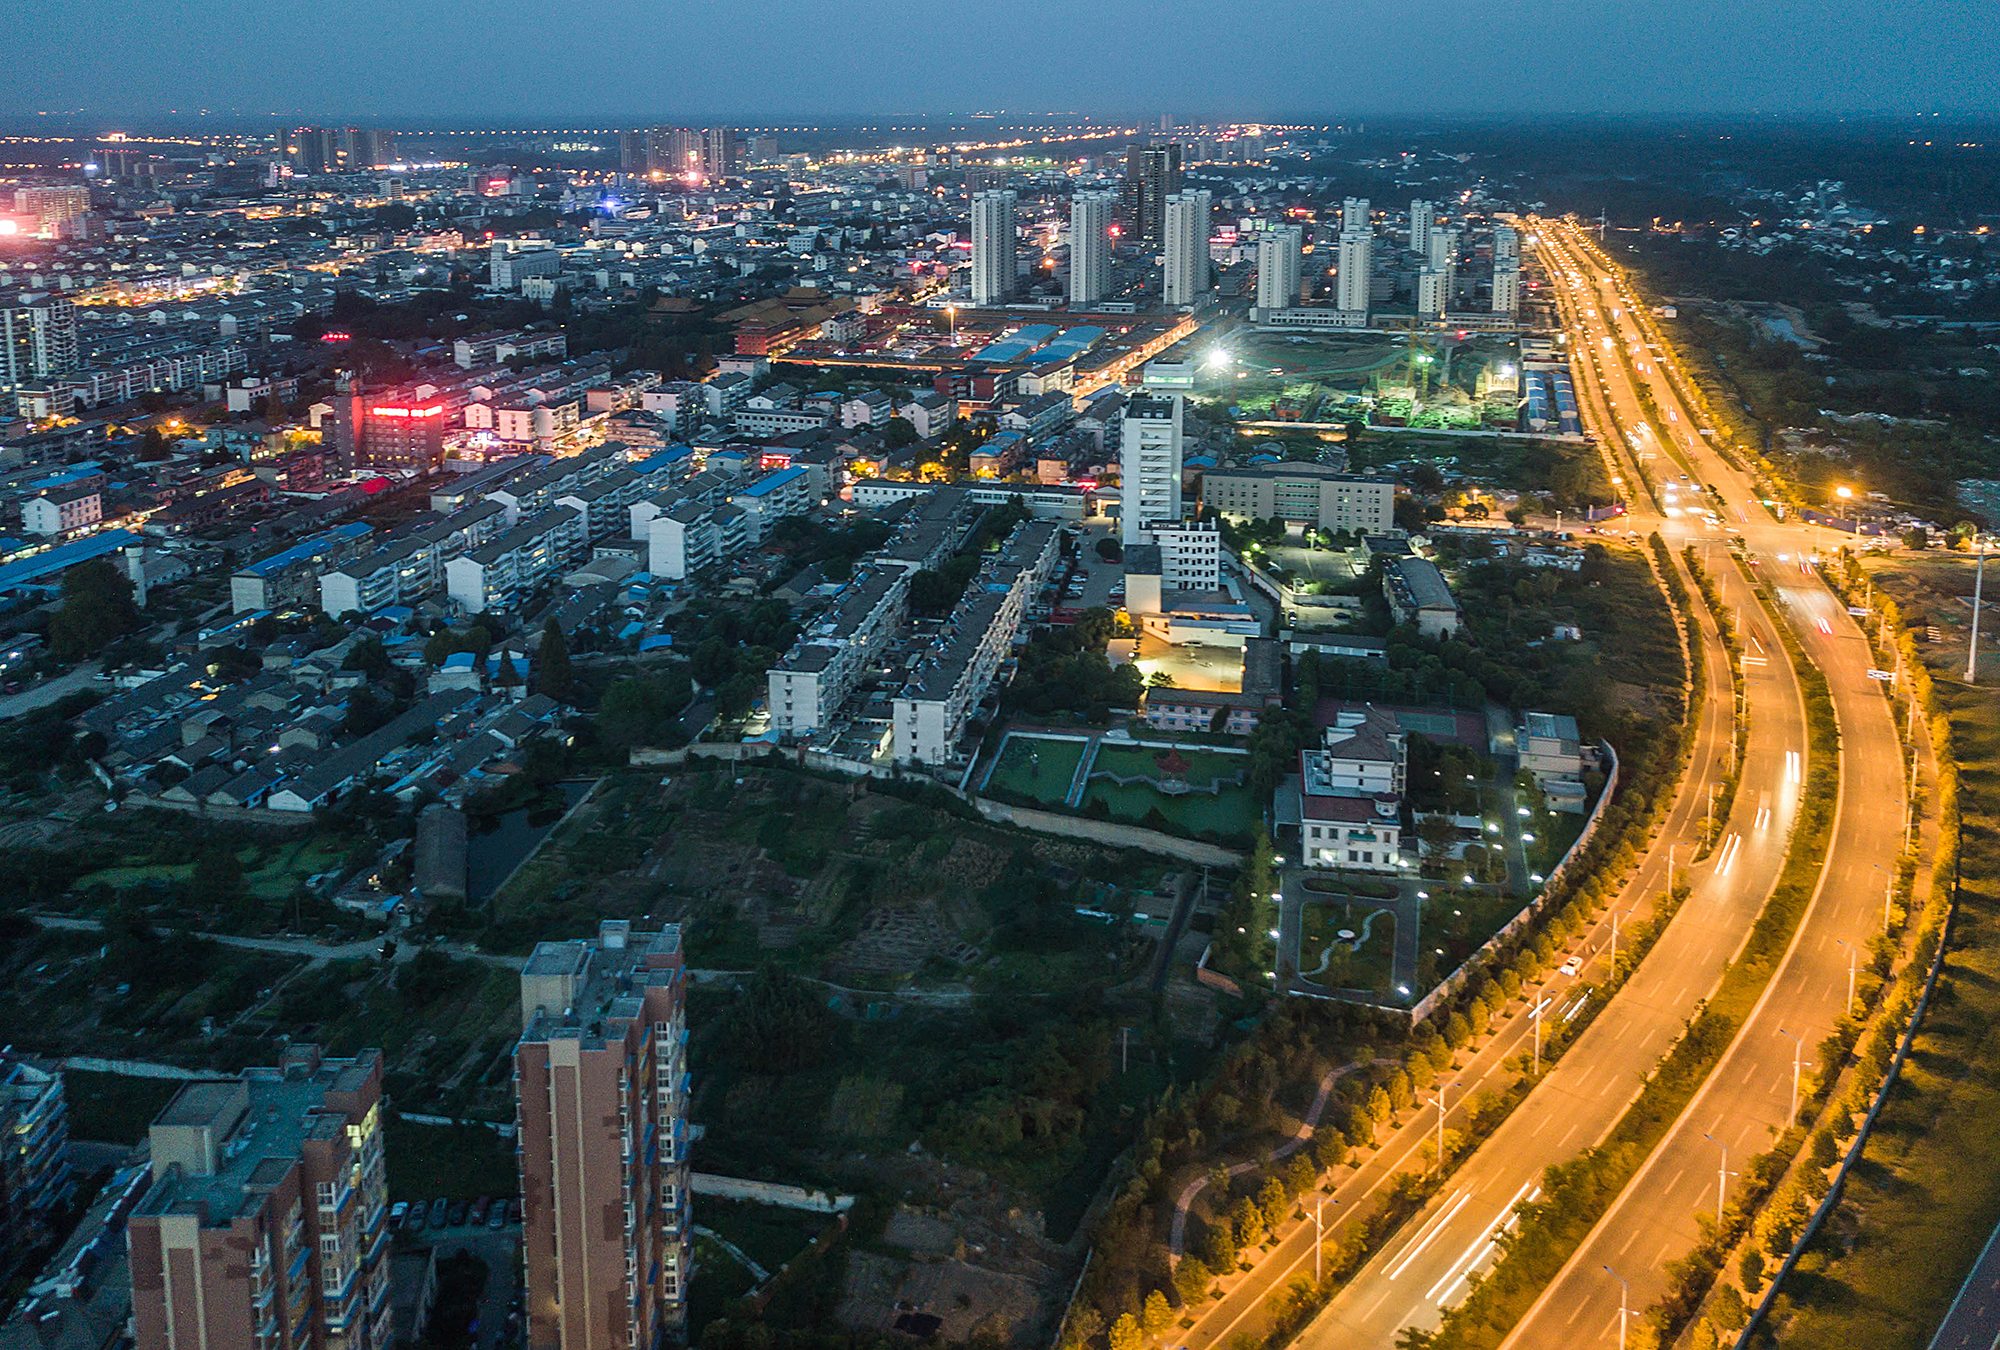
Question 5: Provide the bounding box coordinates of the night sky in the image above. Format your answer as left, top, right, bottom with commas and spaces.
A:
10, 0, 1998, 122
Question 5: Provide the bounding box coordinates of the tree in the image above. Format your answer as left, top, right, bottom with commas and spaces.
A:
534, 619, 573, 702
190, 848, 244, 902
1172, 1258, 1211, 1306
882, 416, 920, 448
597, 672, 691, 750
1106, 1314, 1142, 1350
1095, 537, 1124, 562
48, 558, 142, 661
1141, 1291, 1173, 1336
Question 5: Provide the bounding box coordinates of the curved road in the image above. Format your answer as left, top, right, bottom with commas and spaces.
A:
1487, 221, 1911, 1349
1290, 246, 1810, 1348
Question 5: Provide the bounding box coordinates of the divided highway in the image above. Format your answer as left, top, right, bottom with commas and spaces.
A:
1289, 233, 1812, 1350
1484, 220, 1912, 1348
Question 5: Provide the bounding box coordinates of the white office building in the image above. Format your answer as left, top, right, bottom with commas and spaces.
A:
1427, 228, 1458, 271
1335, 229, 1373, 314
1255, 225, 1304, 314
1149, 519, 1222, 590
1119, 394, 1184, 545
970, 191, 1018, 307
1069, 192, 1116, 307
1341, 197, 1370, 232
1492, 265, 1522, 315
1493, 224, 1520, 265
1409, 200, 1434, 255
1162, 191, 1211, 307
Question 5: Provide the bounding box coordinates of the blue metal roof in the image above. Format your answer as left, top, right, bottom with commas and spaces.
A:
236, 522, 374, 577
738, 466, 809, 498
0, 529, 142, 593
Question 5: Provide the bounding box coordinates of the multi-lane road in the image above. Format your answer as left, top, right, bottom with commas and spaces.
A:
1279, 219, 1915, 1350
1474, 220, 1913, 1347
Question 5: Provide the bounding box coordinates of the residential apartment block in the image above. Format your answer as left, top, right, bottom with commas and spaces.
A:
767, 567, 908, 736
516, 923, 690, 1350
893, 519, 1060, 765
126, 1046, 389, 1350
1198, 462, 1395, 534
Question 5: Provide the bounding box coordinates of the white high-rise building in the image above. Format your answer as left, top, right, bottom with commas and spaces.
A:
970, 190, 1018, 307
1410, 200, 1434, 254
1162, 191, 1211, 306
1493, 224, 1519, 265
1417, 267, 1449, 318
1255, 225, 1303, 313
0, 299, 79, 388
1341, 197, 1370, 233
1335, 229, 1372, 314
1120, 394, 1184, 545
1492, 266, 1521, 315
1069, 192, 1116, 307
1426, 228, 1458, 271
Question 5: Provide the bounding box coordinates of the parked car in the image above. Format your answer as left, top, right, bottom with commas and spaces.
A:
389, 1202, 408, 1226
469, 1198, 490, 1226
508, 1199, 523, 1224
427, 1199, 449, 1229
403, 1205, 427, 1234
489, 1203, 509, 1230
447, 1200, 469, 1228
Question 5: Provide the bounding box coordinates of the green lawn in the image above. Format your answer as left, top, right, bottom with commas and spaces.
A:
1086, 744, 1248, 791
985, 734, 1091, 805
1297, 902, 1397, 994
65, 1070, 187, 1145
1080, 778, 1263, 842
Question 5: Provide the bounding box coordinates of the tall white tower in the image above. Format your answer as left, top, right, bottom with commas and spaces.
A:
1255, 225, 1303, 313
1341, 197, 1370, 233
1335, 229, 1372, 314
970, 190, 1017, 307
1493, 224, 1519, 266
1417, 267, 1449, 318
1410, 200, 1434, 254
1120, 394, 1184, 545
1162, 190, 1210, 306
1069, 191, 1115, 307
1492, 266, 1521, 315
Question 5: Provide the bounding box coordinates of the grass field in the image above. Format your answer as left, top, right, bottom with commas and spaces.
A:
986, 734, 1090, 804
1767, 562, 2000, 1350
65, 1070, 186, 1145
1297, 902, 1397, 994
1087, 744, 1247, 790
1080, 778, 1262, 841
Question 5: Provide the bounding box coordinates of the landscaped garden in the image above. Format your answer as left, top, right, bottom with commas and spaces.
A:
1296, 900, 1397, 994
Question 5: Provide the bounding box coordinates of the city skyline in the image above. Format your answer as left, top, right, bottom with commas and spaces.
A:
9, 0, 2000, 121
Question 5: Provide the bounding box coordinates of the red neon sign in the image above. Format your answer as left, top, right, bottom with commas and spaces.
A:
321, 331, 351, 342
371, 405, 443, 418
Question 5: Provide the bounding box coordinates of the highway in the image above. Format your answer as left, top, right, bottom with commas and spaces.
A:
1172, 520, 1744, 1350
1481, 220, 1912, 1347
1286, 230, 1814, 1349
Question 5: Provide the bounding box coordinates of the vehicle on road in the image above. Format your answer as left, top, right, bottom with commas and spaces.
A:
1560, 955, 1583, 977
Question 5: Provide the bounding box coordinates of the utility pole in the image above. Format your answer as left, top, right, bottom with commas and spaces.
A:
1609, 908, 1622, 970
1314, 1197, 1332, 1284
1120, 1027, 1129, 1074
1969, 534, 1988, 684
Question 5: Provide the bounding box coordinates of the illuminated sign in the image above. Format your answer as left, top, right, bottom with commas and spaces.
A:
371, 405, 443, 418
321, 331, 351, 342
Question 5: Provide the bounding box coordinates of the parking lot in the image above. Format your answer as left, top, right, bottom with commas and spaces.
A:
394, 1198, 523, 1350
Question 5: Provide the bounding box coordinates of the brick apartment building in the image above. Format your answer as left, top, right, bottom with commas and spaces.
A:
515, 922, 691, 1350
126, 1047, 390, 1350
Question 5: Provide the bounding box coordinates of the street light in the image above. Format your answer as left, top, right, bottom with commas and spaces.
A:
1427, 1080, 1458, 1174
1313, 1197, 1336, 1283
1836, 938, 1860, 1017
1604, 1264, 1631, 1350
1703, 1132, 1739, 1221
1777, 1027, 1813, 1126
